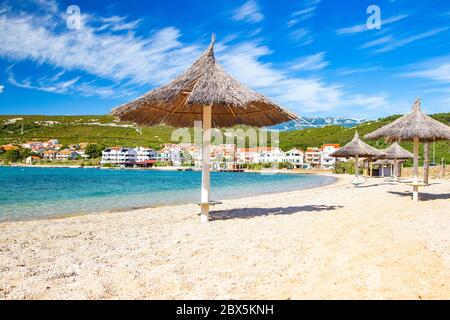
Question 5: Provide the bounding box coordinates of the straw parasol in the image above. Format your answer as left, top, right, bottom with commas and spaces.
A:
112, 34, 297, 222
330, 131, 386, 185
382, 142, 413, 180
365, 98, 450, 201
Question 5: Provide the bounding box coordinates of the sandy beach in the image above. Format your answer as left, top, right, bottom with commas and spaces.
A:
1, 174, 449, 300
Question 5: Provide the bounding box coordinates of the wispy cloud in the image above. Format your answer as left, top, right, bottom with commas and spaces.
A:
289, 28, 313, 45
370, 28, 448, 53
217, 40, 389, 114
232, 0, 264, 23
97, 16, 142, 32
338, 66, 380, 76
360, 36, 394, 49
398, 57, 450, 83
8, 71, 80, 94
291, 52, 328, 71
336, 14, 408, 35
0, 85, 4, 94
8, 70, 137, 98
287, 0, 321, 28
0, 9, 202, 88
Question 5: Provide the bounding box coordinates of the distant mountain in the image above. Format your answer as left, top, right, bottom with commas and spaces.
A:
269, 117, 368, 131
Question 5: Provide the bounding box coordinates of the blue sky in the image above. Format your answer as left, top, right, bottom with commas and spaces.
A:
0, 0, 449, 119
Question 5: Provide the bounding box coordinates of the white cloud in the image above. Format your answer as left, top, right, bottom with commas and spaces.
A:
288, 0, 321, 28
290, 28, 313, 45
338, 66, 380, 76
336, 14, 408, 35
398, 58, 450, 83
291, 52, 328, 71
360, 36, 394, 49
97, 16, 142, 32
217, 41, 389, 114
372, 28, 448, 53
232, 0, 264, 23
0, 85, 4, 93
8, 72, 80, 94
0, 10, 201, 87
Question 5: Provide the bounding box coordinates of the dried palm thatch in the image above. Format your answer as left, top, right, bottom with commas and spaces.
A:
382, 142, 413, 160
329, 131, 386, 158
365, 98, 450, 143
112, 34, 297, 128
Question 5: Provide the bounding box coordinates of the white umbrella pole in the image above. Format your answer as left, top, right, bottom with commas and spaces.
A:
413, 137, 419, 202
200, 104, 212, 222
393, 158, 398, 181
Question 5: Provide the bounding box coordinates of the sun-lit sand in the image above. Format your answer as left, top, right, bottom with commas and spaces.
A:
1, 174, 449, 299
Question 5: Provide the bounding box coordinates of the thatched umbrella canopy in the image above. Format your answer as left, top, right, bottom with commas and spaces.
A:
330, 131, 385, 185
382, 142, 414, 160
112, 34, 297, 222
382, 142, 414, 180
330, 131, 385, 158
365, 98, 450, 201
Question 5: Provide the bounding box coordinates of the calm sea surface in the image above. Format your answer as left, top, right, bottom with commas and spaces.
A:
0, 167, 335, 222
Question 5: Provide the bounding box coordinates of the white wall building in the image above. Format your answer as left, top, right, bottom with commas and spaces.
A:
259, 147, 285, 164
284, 148, 305, 168
156, 144, 183, 166
101, 148, 137, 166
320, 144, 341, 169
135, 147, 157, 162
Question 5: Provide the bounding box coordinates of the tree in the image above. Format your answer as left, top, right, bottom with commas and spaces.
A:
2, 150, 21, 163
85, 144, 104, 159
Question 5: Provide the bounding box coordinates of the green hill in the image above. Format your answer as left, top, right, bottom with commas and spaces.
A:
1, 113, 449, 164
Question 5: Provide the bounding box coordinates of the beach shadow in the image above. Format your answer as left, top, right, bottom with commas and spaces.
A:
387, 191, 450, 201
354, 182, 397, 188
210, 205, 343, 221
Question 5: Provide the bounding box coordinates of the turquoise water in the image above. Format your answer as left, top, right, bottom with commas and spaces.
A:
0, 167, 335, 222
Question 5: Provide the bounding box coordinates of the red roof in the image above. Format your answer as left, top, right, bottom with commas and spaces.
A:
136, 160, 157, 164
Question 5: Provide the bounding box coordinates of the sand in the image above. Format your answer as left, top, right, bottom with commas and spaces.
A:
1, 174, 449, 300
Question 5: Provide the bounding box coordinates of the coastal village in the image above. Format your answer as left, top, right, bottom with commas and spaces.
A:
0, 139, 343, 170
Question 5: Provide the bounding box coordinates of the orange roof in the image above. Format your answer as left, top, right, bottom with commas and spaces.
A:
43, 150, 57, 154
306, 147, 321, 152
58, 150, 73, 155
321, 143, 340, 149
1, 144, 19, 151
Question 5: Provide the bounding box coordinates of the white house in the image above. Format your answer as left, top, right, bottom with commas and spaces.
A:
284, 148, 305, 168
156, 144, 183, 166
258, 147, 285, 164
305, 147, 322, 168
55, 149, 80, 161
135, 147, 157, 162
101, 148, 137, 166
320, 144, 341, 169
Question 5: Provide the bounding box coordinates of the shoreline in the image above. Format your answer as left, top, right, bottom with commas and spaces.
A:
0, 173, 339, 224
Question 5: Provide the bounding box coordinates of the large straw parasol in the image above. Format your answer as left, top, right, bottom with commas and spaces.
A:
382, 142, 413, 180
330, 131, 386, 185
112, 35, 297, 222
365, 98, 450, 201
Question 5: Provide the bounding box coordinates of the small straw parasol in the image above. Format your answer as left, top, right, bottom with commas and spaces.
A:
382, 142, 413, 180
365, 98, 450, 201
112, 34, 297, 222
330, 131, 386, 185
